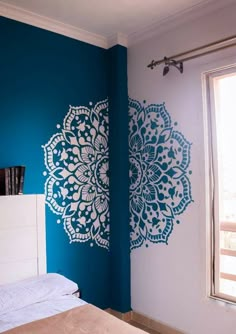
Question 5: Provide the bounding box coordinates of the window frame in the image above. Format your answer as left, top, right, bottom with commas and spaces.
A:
203, 64, 236, 304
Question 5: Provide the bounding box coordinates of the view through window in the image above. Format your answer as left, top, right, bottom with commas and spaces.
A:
207, 67, 236, 302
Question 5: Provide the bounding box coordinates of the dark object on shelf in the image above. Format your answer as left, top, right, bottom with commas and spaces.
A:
18, 166, 25, 194
0, 168, 10, 195
0, 166, 25, 195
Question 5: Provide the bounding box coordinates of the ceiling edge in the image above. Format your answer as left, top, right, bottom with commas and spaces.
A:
0, 1, 108, 49
1, 0, 234, 50
127, 0, 236, 46
107, 33, 128, 49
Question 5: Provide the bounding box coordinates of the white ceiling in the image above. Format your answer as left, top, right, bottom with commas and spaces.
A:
0, 0, 233, 48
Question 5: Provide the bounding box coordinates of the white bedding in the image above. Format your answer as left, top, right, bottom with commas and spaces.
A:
0, 294, 87, 333
0, 274, 79, 317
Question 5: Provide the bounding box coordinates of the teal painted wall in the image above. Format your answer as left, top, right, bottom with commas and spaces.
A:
0, 17, 110, 308
108, 46, 131, 312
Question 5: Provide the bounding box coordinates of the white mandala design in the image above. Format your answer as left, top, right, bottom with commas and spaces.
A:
42, 99, 109, 250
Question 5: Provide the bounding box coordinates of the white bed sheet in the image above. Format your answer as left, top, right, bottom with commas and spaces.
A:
0, 294, 87, 333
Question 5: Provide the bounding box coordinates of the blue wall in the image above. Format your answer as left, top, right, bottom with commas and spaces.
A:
108, 46, 131, 312
0, 17, 110, 308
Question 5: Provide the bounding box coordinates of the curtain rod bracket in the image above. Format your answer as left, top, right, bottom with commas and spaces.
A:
162, 57, 183, 76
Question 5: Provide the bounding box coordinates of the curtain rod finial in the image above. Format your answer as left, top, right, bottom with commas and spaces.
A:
147, 60, 156, 69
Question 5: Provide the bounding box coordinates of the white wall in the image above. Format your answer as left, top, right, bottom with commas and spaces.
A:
128, 3, 236, 334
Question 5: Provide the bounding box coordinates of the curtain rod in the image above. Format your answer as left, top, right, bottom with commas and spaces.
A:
147, 35, 236, 75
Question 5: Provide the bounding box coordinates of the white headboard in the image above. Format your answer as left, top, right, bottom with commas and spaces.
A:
0, 194, 46, 285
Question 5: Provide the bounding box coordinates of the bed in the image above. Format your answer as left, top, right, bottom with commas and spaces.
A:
0, 196, 145, 333
0, 273, 145, 334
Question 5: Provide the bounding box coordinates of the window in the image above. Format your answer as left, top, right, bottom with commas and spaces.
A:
205, 65, 236, 303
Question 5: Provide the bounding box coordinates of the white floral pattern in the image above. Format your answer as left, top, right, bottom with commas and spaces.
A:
42, 99, 109, 249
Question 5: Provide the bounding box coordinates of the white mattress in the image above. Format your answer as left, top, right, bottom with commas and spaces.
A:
0, 294, 87, 333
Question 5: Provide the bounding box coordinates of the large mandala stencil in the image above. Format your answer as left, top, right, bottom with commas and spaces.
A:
42, 99, 109, 250
129, 98, 193, 250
